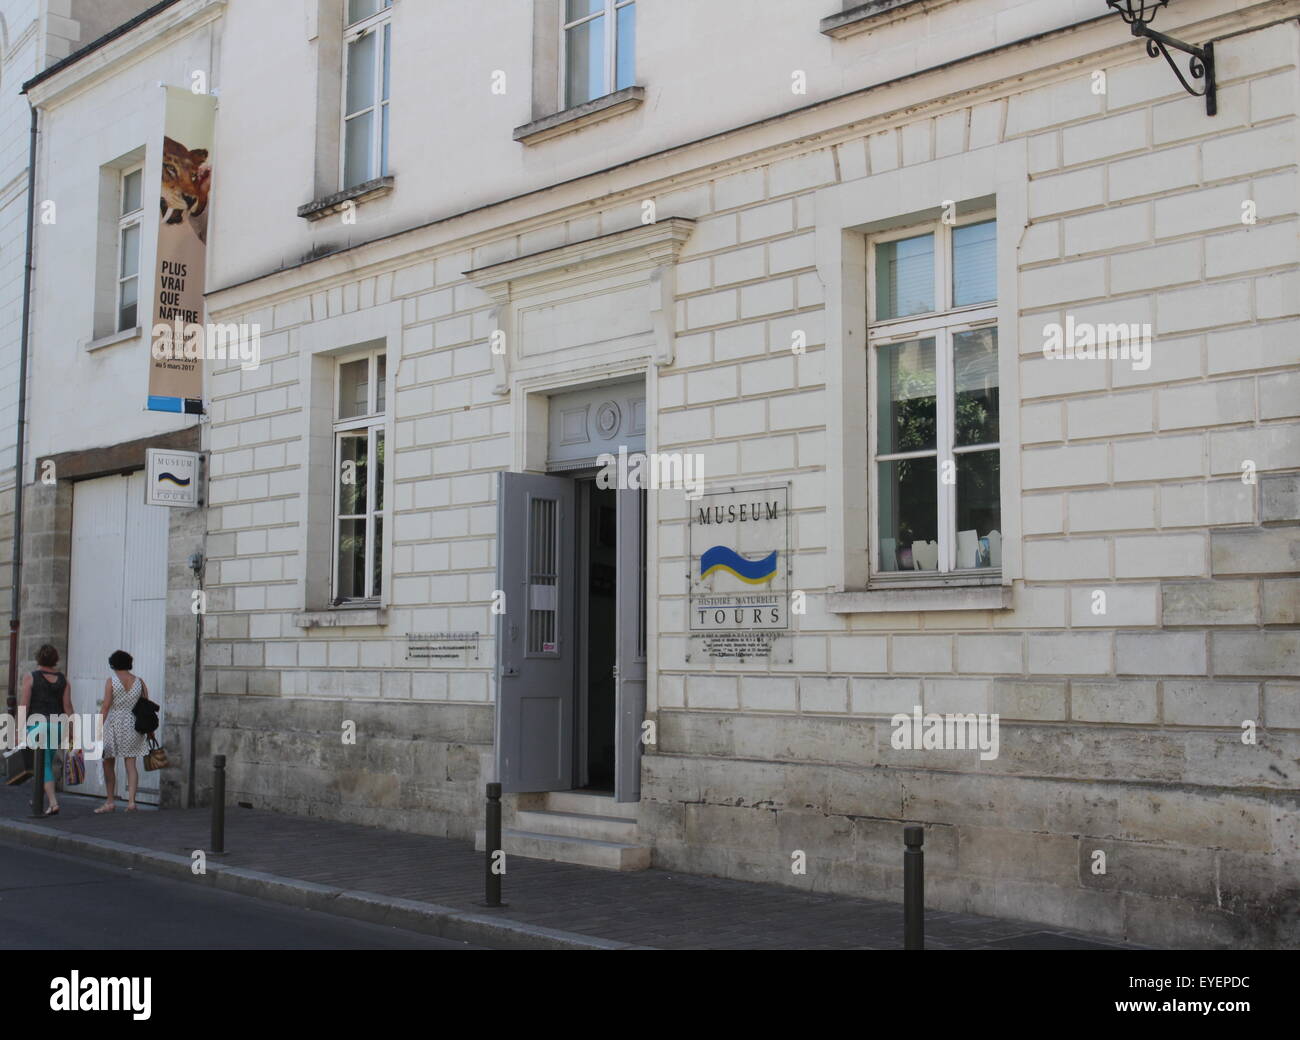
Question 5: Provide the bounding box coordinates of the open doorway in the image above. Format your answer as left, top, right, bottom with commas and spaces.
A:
577, 478, 618, 791
495, 378, 649, 802
495, 470, 647, 801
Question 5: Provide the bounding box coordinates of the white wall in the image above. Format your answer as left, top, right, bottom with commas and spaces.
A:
25, 4, 221, 462
208, 0, 1111, 291
0, 0, 44, 487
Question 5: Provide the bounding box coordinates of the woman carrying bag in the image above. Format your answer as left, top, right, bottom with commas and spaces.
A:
96, 650, 154, 813
19, 644, 73, 816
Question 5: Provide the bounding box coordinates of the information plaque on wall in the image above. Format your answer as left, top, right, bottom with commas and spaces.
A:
686, 483, 792, 662
406, 632, 480, 663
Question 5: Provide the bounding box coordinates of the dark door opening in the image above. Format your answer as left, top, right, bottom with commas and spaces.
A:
578, 478, 618, 791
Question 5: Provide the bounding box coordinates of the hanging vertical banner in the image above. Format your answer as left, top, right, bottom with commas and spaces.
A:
147, 86, 214, 415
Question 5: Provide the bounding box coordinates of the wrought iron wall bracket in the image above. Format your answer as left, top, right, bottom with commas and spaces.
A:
1106, 1, 1215, 116
1131, 22, 1216, 116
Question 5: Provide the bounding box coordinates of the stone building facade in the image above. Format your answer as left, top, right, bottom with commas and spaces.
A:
29, 0, 1297, 946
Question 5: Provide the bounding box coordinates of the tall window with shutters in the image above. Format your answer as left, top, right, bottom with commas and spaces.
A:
333, 349, 386, 603
341, 0, 392, 189
867, 214, 1001, 579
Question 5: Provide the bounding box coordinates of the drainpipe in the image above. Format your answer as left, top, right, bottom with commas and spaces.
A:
5, 105, 38, 779
188, 550, 203, 806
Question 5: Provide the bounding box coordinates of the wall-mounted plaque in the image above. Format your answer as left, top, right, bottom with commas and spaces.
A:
406, 632, 480, 663
687, 483, 792, 661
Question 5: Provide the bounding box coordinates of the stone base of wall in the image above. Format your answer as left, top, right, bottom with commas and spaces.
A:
640, 711, 1300, 949
192, 695, 493, 840
182, 694, 1299, 946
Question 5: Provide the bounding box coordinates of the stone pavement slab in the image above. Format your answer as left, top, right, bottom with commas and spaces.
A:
0, 785, 1139, 950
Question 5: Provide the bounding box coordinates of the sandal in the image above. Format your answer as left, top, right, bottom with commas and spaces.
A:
44, 806, 59, 816
124, 805, 138, 812
93, 804, 115, 814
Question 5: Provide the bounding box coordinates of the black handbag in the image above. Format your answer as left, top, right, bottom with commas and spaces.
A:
131, 697, 160, 735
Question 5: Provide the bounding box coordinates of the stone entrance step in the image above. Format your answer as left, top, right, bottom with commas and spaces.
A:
475, 827, 650, 871
474, 790, 650, 871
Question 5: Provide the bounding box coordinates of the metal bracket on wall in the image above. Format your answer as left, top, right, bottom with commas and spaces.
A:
1107, 1, 1216, 116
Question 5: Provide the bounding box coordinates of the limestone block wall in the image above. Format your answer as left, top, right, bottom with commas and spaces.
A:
641, 20, 1300, 948
199, 11, 1299, 945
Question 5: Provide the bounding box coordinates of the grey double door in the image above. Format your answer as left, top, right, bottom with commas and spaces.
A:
495, 472, 646, 802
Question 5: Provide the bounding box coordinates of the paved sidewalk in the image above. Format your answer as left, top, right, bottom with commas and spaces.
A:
0, 784, 1137, 949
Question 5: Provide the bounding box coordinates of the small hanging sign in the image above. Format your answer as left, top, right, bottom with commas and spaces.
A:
145, 448, 203, 508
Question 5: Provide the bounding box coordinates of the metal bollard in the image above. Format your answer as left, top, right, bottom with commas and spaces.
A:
484, 782, 503, 907
904, 824, 924, 950
210, 755, 226, 854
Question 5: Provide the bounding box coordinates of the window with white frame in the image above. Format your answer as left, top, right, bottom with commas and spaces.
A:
342, 0, 392, 189
116, 166, 143, 332
333, 349, 387, 603
562, 0, 635, 108
867, 214, 1000, 579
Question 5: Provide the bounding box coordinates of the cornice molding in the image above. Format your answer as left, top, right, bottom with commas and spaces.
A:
25, 0, 225, 110
465, 217, 696, 301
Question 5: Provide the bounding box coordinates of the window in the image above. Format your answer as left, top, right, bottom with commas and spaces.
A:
116, 166, 143, 331
562, 0, 635, 107
868, 215, 999, 578
342, 0, 392, 189
333, 349, 386, 602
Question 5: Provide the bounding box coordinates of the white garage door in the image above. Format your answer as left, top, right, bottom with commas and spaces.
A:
66, 472, 169, 803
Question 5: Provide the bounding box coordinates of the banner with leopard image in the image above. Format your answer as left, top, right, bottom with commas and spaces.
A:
147, 86, 214, 415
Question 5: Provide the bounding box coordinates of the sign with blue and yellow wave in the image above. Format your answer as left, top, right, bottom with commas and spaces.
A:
699, 546, 778, 584
688, 484, 790, 637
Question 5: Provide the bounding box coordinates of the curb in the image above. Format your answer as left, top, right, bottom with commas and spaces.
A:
0, 818, 649, 951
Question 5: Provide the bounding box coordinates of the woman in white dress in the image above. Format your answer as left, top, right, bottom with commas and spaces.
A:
95, 650, 151, 813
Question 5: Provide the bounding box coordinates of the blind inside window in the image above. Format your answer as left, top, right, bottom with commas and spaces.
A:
952, 220, 996, 307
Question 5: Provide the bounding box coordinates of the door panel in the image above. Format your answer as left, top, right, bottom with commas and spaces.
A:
67, 473, 170, 802
124, 472, 169, 797
614, 487, 647, 803
67, 478, 128, 798
496, 471, 576, 793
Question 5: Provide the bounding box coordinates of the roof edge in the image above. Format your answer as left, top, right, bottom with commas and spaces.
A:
22, 0, 185, 94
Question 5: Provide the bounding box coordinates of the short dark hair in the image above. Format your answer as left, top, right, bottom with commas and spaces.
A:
35, 644, 58, 668
108, 650, 133, 671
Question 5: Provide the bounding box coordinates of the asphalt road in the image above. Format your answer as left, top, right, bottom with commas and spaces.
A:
0, 839, 488, 949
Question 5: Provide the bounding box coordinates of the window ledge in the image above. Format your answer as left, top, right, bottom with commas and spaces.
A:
513, 86, 645, 145
297, 176, 395, 222
85, 326, 141, 353
294, 607, 388, 629
820, 0, 934, 39
827, 582, 1011, 614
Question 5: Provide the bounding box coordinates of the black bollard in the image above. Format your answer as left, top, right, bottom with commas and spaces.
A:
210, 755, 226, 854
484, 782, 503, 907
904, 824, 924, 949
